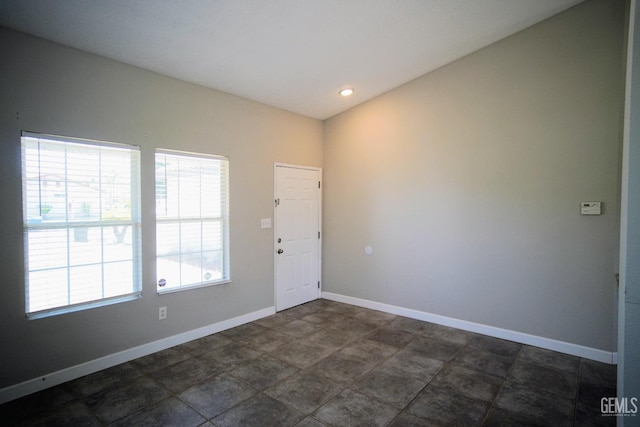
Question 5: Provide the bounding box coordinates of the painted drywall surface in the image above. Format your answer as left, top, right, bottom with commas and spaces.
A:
323, 0, 625, 351
0, 27, 322, 388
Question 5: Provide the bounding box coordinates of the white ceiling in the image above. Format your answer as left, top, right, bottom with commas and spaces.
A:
0, 0, 584, 120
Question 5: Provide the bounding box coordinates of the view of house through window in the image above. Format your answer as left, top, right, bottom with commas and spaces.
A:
21, 133, 141, 316
155, 150, 230, 292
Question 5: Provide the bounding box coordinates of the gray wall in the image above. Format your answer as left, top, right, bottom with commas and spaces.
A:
323, 0, 625, 351
0, 27, 323, 389
619, 0, 640, 412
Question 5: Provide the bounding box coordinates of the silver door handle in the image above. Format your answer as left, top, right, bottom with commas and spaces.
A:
277, 249, 284, 254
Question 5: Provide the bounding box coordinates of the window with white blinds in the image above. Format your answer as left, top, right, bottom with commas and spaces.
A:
21, 132, 141, 317
155, 150, 230, 292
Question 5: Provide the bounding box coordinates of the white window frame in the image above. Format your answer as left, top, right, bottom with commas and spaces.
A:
21, 132, 142, 319
155, 149, 230, 293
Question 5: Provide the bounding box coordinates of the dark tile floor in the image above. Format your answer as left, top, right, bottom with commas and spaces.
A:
0, 299, 617, 426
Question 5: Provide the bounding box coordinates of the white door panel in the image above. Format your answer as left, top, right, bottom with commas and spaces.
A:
275, 165, 321, 311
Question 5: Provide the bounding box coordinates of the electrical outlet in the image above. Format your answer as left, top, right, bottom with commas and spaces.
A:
159, 306, 167, 320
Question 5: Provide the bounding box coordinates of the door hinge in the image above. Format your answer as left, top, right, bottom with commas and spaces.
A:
275, 198, 280, 207
318, 181, 321, 189
318, 231, 320, 239
318, 281, 320, 289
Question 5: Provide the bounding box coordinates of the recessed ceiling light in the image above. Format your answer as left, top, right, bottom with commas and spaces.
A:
339, 88, 354, 97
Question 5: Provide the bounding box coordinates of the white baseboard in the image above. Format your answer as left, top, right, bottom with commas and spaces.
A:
0, 306, 275, 405
322, 292, 617, 365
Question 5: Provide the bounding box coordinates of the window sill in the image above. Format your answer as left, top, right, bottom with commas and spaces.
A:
157, 280, 231, 295
27, 293, 142, 320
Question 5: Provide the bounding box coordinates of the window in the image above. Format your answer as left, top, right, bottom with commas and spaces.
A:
155, 150, 229, 292
21, 132, 141, 317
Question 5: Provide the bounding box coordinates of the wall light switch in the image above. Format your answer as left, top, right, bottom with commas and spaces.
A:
261, 218, 272, 229
581, 202, 602, 215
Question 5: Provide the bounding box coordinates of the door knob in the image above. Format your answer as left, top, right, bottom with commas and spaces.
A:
277, 249, 284, 254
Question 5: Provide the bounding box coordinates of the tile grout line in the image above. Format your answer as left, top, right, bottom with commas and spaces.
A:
479, 341, 524, 426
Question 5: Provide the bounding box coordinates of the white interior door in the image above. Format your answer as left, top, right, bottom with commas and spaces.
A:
275, 164, 321, 311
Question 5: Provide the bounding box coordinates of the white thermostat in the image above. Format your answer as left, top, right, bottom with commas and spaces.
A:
581, 202, 602, 215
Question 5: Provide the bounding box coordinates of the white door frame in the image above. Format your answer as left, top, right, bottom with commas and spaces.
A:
273, 163, 322, 310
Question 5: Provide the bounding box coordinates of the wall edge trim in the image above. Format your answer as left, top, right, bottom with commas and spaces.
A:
322, 292, 616, 364
0, 306, 276, 405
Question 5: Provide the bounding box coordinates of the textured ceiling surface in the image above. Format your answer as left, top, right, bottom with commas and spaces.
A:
0, 0, 583, 119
